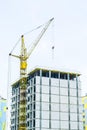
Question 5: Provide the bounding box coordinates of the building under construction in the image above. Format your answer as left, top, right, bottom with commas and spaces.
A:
11, 66, 83, 130
10, 18, 83, 130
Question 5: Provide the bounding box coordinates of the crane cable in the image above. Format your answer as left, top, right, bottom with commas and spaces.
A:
23, 23, 45, 36
9, 38, 21, 55
51, 19, 55, 60
9, 23, 45, 55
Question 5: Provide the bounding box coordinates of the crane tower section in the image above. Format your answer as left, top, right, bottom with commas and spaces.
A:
10, 18, 54, 130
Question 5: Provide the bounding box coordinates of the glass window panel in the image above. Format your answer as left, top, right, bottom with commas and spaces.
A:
42, 85, 49, 94
36, 119, 40, 128
51, 78, 59, 86
60, 88, 68, 96
42, 94, 49, 102
36, 76, 40, 84
42, 111, 49, 119
42, 77, 49, 85
51, 87, 59, 95
36, 85, 40, 93
60, 79, 68, 87
70, 113, 77, 121
51, 120, 59, 128
36, 102, 40, 110
51, 103, 59, 111
70, 88, 76, 96
51, 95, 59, 103
60, 112, 68, 120
70, 97, 77, 104
30, 120, 32, 128
36, 111, 40, 119
51, 112, 59, 120
61, 121, 69, 129
70, 121, 77, 129
60, 96, 68, 104
42, 120, 49, 128
36, 129, 40, 130
70, 105, 77, 113
42, 102, 49, 111
36, 93, 40, 101
69, 80, 76, 88
60, 104, 68, 112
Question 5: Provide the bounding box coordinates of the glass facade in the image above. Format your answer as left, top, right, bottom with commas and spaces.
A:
11, 67, 83, 130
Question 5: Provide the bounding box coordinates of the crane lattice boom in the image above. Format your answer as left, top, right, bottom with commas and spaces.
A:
9, 18, 54, 130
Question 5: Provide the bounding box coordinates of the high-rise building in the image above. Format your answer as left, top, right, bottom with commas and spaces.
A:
82, 94, 87, 130
0, 96, 6, 130
11, 67, 83, 130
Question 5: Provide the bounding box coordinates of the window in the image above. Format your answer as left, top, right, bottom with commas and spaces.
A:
27, 121, 29, 127
12, 89, 15, 95
30, 112, 32, 119
28, 97, 30, 102
33, 120, 35, 127
69, 74, 76, 80
34, 78, 36, 84
33, 111, 35, 118
60, 73, 67, 80
27, 105, 29, 110
51, 72, 58, 78
33, 103, 35, 110
34, 86, 36, 93
42, 71, 49, 77
28, 89, 30, 93
35, 70, 40, 76
30, 120, 32, 128
33, 94, 35, 101
27, 113, 29, 118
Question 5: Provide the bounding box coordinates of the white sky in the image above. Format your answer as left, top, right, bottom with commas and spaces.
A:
0, 0, 87, 98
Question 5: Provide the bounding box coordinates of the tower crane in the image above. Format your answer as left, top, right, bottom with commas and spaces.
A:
9, 17, 54, 130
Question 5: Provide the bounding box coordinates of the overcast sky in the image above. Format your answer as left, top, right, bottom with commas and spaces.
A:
0, 0, 87, 98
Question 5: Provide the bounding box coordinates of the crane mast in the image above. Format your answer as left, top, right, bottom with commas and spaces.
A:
9, 18, 54, 130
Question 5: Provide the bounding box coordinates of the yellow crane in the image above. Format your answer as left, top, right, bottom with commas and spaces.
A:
9, 17, 54, 130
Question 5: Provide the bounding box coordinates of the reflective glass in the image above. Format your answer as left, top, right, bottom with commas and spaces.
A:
51, 95, 59, 103
60, 88, 68, 96
60, 96, 68, 104
42, 120, 49, 128
42, 85, 49, 94
61, 121, 69, 129
42, 111, 49, 119
60, 79, 68, 87
51, 103, 59, 111
60, 112, 68, 120
51, 87, 59, 95
42, 94, 49, 102
42, 102, 49, 111
51, 111, 59, 120
51, 120, 59, 128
